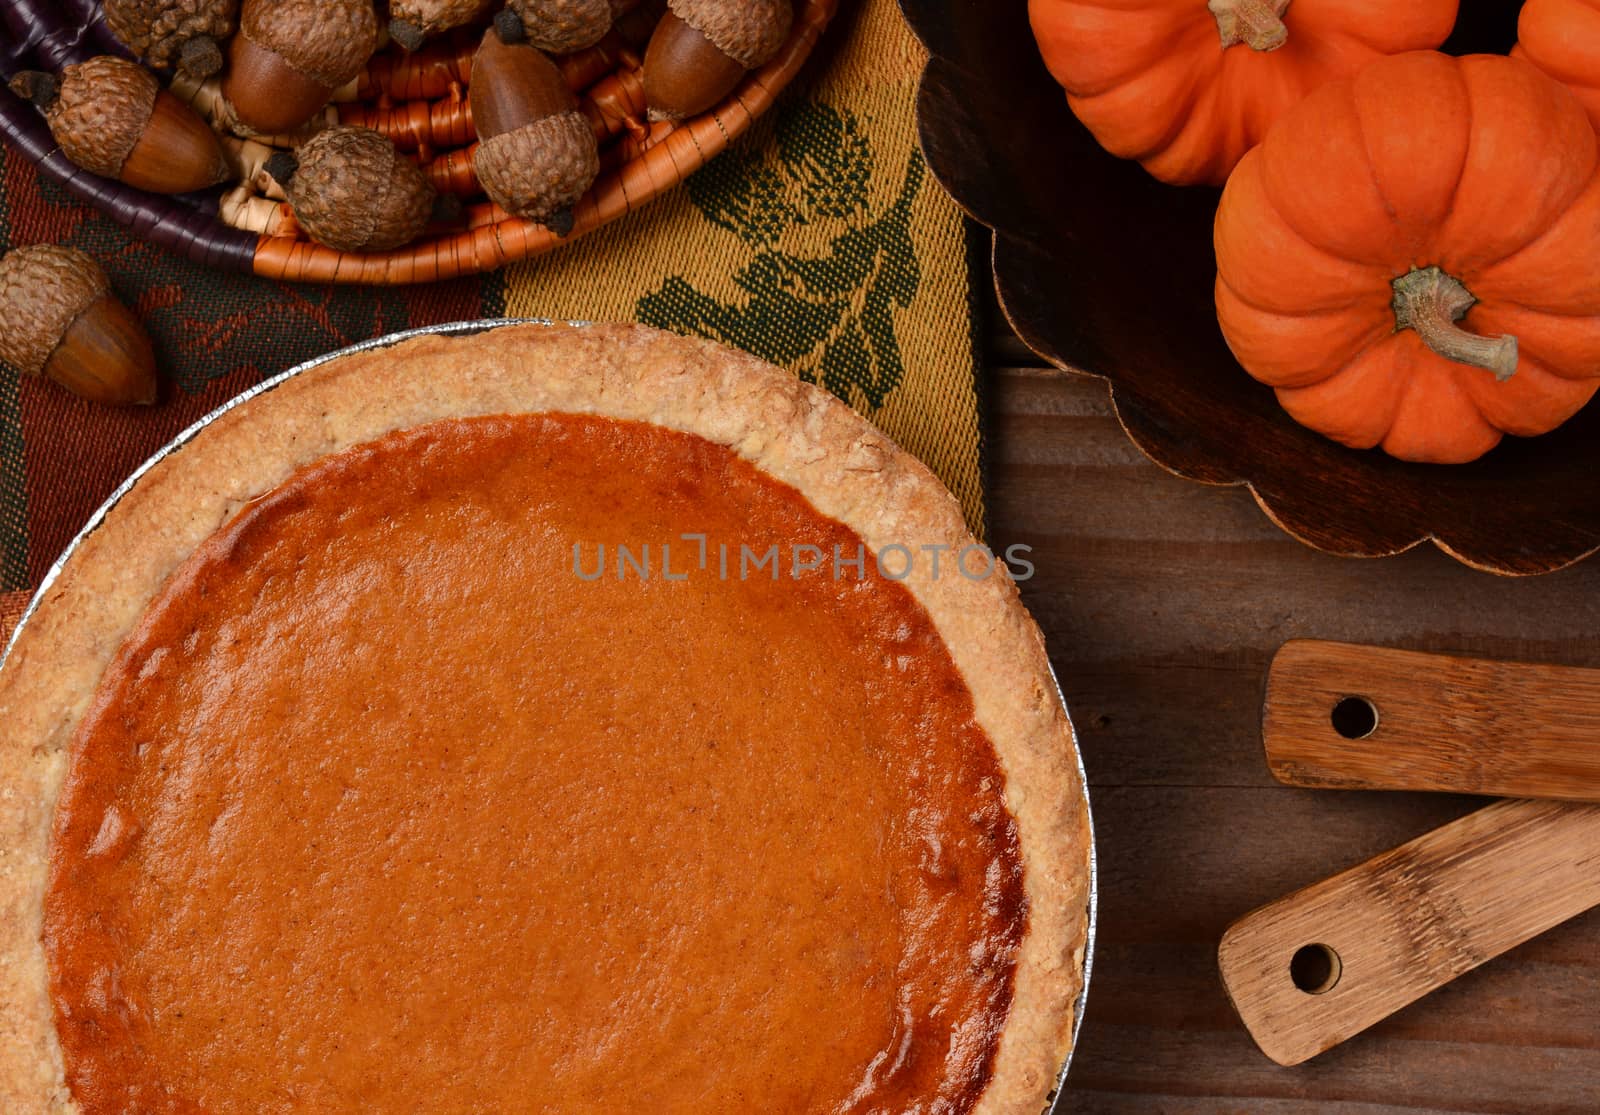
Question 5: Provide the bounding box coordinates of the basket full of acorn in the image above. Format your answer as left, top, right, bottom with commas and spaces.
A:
0, 0, 833, 285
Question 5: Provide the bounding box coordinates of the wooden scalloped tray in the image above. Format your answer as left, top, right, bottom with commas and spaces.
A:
900, 0, 1600, 576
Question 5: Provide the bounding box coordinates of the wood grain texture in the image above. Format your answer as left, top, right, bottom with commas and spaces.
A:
984, 357, 1600, 1112
1217, 799, 1600, 1067
904, 0, 1600, 576
1265, 640, 1600, 801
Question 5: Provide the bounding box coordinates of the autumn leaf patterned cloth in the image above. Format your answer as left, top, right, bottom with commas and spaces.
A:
0, 0, 984, 648
500, 0, 987, 530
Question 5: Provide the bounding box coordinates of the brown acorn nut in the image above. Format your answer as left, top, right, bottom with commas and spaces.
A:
8, 57, 229, 194
469, 22, 599, 234
643, 0, 792, 122
388, 0, 495, 52
506, 0, 633, 54
265, 126, 440, 252
104, 0, 238, 79
0, 246, 158, 407
221, 0, 378, 136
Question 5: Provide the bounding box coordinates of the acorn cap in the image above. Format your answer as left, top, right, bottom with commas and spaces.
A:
15, 57, 159, 180
389, 0, 495, 48
103, 0, 238, 75
283, 126, 438, 252
668, 0, 792, 69
240, 0, 378, 89
508, 0, 616, 55
0, 246, 110, 377
473, 112, 598, 228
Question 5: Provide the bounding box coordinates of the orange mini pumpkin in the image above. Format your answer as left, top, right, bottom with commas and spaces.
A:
1028, 0, 1459, 185
1215, 52, 1600, 464
1514, 0, 1600, 131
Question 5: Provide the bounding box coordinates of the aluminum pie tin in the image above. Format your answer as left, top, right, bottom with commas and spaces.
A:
2, 319, 1096, 1105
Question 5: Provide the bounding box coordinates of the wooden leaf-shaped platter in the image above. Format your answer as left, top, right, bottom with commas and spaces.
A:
901, 0, 1599, 576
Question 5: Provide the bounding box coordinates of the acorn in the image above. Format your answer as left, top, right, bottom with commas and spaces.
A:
643, 0, 791, 122
103, 0, 238, 79
0, 246, 158, 407
8, 57, 229, 194
469, 17, 599, 234
387, 0, 495, 51
505, 0, 631, 54
264, 126, 443, 252
221, 0, 378, 136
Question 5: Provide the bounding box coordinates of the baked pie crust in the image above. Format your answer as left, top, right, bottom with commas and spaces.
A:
0, 323, 1090, 1113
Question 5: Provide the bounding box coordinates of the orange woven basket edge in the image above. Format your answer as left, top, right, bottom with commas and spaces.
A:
0, 0, 841, 286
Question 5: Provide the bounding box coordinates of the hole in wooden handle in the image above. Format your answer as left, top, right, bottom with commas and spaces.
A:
1330, 696, 1378, 740
1290, 943, 1342, 995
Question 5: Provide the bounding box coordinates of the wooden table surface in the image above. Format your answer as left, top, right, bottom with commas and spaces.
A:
985, 329, 1600, 1113
5, 319, 1593, 1111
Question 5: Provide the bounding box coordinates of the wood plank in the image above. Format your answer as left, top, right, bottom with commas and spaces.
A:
1065, 1028, 1600, 1115
984, 365, 1600, 1110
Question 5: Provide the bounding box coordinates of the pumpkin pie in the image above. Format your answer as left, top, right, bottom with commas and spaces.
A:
0, 323, 1091, 1113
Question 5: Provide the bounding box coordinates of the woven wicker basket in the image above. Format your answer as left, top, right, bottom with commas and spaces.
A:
0, 0, 837, 285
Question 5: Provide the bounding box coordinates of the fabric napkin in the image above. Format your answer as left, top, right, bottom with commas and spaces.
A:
0, 0, 984, 648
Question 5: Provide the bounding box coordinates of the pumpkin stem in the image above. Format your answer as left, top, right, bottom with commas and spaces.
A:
1209, 0, 1290, 51
1392, 266, 1518, 382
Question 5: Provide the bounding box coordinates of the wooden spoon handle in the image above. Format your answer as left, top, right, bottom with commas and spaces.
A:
1218, 797, 1600, 1066
1263, 639, 1600, 800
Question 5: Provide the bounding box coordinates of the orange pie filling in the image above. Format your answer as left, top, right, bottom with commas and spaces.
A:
44, 414, 1030, 1113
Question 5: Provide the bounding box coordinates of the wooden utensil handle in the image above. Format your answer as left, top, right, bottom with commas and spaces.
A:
1218, 797, 1600, 1066
1263, 639, 1600, 800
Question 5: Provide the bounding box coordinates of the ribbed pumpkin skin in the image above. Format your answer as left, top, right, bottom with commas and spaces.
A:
1028, 0, 1458, 185
1514, 0, 1600, 132
1215, 52, 1600, 464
